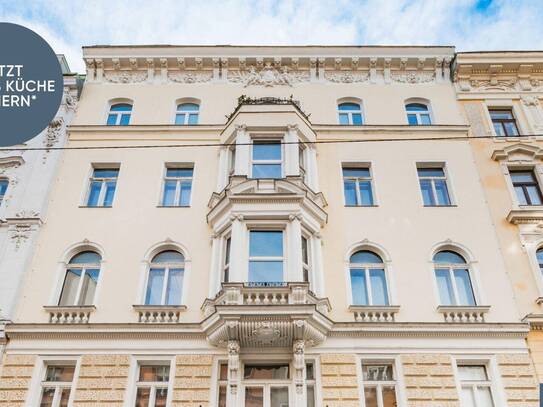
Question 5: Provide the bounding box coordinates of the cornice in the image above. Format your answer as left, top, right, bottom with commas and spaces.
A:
506, 209, 543, 224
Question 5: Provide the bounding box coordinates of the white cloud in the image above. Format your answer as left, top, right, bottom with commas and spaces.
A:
1, 0, 542, 73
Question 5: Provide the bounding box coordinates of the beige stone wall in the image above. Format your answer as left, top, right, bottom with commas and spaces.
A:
172, 354, 212, 407
497, 353, 540, 406
528, 330, 543, 382
401, 354, 458, 407
73, 355, 130, 406
0, 354, 35, 406
320, 354, 360, 407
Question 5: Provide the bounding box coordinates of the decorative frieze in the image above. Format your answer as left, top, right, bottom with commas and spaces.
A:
103, 70, 148, 84
167, 71, 213, 84
228, 64, 310, 87
324, 71, 369, 83
391, 71, 435, 84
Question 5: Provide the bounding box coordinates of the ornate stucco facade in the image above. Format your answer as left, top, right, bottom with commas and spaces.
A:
0, 56, 80, 366
0, 46, 540, 407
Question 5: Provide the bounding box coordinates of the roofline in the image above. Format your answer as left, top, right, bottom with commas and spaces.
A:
83, 44, 455, 49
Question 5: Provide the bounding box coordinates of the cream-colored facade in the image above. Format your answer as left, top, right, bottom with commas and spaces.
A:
0, 46, 539, 407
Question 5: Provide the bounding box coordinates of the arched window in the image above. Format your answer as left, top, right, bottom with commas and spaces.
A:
107, 103, 132, 125
0, 179, 8, 204
434, 250, 476, 306
145, 250, 185, 305
349, 250, 389, 305
537, 248, 543, 275
406, 102, 431, 125
175, 103, 199, 125
59, 251, 101, 306
338, 102, 363, 125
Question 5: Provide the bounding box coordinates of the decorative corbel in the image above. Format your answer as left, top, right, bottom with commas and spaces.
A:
94, 59, 103, 82
146, 58, 155, 83
417, 58, 425, 70
291, 57, 299, 71
369, 58, 377, 83
273, 57, 281, 68
212, 57, 220, 81
384, 58, 391, 84
256, 57, 264, 69
309, 58, 317, 81
84, 59, 96, 82
334, 57, 342, 71
129, 58, 138, 70
239, 57, 246, 71
317, 57, 326, 81
220, 57, 229, 81
160, 58, 168, 83
435, 58, 444, 83
228, 340, 240, 395
351, 57, 359, 70
176, 57, 185, 70
195, 57, 203, 70
293, 339, 305, 394
112, 58, 121, 71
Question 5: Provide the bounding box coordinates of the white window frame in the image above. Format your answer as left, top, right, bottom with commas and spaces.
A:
160, 164, 194, 207
0, 178, 9, 204
416, 163, 454, 206
127, 357, 175, 407
299, 142, 307, 183
144, 252, 186, 306
84, 166, 119, 207
338, 102, 363, 125
349, 252, 390, 306
405, 101, 433, 125
452, 356, 505, 407
28, 357, 81, 407
433, 255, 477, 306
342, 164, 376, 207
240, 361, 293, 407
250, 138, 284, 179
106, 102, 132, 125
222, 235, 231, 283
301, 234, 311, 284
508, 166, 543, 207
357, 356, 405, 407
248, 229, 285, 284
484, 100, 528, 140
58, 254, 101, 306
175, 103, 200, 125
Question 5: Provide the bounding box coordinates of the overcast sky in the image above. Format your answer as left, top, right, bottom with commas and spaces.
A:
1, 0, 542, 73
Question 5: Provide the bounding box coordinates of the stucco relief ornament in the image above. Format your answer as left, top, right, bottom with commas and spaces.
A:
250, 321, 281, 344
227, 340, 240, 394
9, 224, 33, 250
293, 339, 305, 394
229, 63, 309, 87
42, 117, 64, 163
391, 71, 435, 84
64, 91, 78, 112
167, 71, 213, 84
521, 95, 541, 106
104, 70, 148, 84
324, 71, 369, 83
469, 78, 517, 90
15, 210, 40, 218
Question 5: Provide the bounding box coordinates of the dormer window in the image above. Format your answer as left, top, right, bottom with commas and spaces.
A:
251, 140, 283, 179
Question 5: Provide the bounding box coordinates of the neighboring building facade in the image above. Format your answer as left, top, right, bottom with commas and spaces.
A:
0, 46, 539, 407
0, 56, 80, 365
454, 51, 543, 397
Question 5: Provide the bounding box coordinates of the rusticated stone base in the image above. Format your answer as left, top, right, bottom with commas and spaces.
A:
497, 354, 539, 406
320, 354, 360, 407
0, 354, 35, 406
172, 354, 213, 407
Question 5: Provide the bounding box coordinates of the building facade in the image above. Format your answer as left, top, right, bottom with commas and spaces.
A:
0, 46, 539, 407
0, 56, 80, 365
454, 51, 543, 396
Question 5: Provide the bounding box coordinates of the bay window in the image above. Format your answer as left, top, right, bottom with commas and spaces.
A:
251, 140, 283, 179
248, 231, 284, 284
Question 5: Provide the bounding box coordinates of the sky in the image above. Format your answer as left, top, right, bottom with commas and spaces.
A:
1, 0, 542, 73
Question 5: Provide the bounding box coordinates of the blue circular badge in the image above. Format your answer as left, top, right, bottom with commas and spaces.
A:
0, 22, 63, 146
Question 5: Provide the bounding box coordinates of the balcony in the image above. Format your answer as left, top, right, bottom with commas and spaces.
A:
437, 305, 490, 323
44, 305, 95, 324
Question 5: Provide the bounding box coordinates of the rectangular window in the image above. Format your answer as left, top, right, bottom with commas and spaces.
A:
223, 237, 231, 283
251, 140, 282, 179
302, 236, 310, 283
489, 108, 519, 137
39, 364, 75, 407
350, 269, 389, 306
135, 364, 170, 407
417, 166, 452, 206
299, 144, 307, 183
161, 166, 193, 207
510, 170, 543, 206
343, 166, 375, 206
458, 364, 495, 407
361, 362, 398, 407
0, 179, 8, 204
306, 362, 316, 407
86, 167, 119, 207
249, 231, 284, 283
217, 363, 228, 407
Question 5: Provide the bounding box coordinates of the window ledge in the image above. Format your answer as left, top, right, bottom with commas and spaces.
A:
133, 305, 187, 323
156, 205, 190, 208
422, 205, 458, 208
78, 205, 113, 209
344, 205, 379, 208
507, 208, 543, 224
43, 305, 96, 324
348, 305, 400, 322
437, 305, 490, 323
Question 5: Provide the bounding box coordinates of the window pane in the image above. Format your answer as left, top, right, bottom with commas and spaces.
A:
382, 386, 397, 407
165, 268, 183, 305
537, 249, 543, 267
434, 251, 466, 264
514, 186, 528, 205
526, 185, 542, 205
352, 113, 363, 125
419, 179, 435, 206
250, 231, 283, 257
504, 121, 519, 136
351, 250, 383, 264
343, 180, 357, 205
0, 180, 8, 196
175, 113, 186, 124
145, 268, 165, 305
421, 114, 432, 125
307, 385, 315, 407
364, 386, 378, 407
59, 388, 70, 407
119, 114, 131, 125
252, 164, 282, 179
435, 269, 455, 305
40, 387, 55, 407
244, 365, 289, 380
110, 104, 132, 112
188, 114, 199, 124
218, 386, 227, 407
493, 122, 505, 136
152, 251, 184, 263
301, 237, 308, 264
179, 181, 192, 206
245, 387, 264, 407
135, 387, 150, 407
458, 365, 488, 381
338, 103, 360, 111
460, 387, 476, 407
343, 168, 370, 178
338, 113, 349, 125
93, 169, 119, 178
166, 168, 193, 177
87, 181, 102, 206
359, 181, 374, 206
45, 365, 75, 382
477, 387, 495, 407
454, 269, 476, 306
270, 387, 289, 407
70, 251, 101, 264
511, 171, 535, 183
369, 269, 389, 306
489, 110, 513, 120
155, 388, 168, 407
406, 103, 428, 112
249, 261, 283, 283
162, 180, 177, 206
362, 364, 394, 381
306, 363, 314, 380
435, 180, 451, 205
103, 181, 116, 206
106, 114, 117, 125
79, 269, 99, 305
219, 363, 228, 380
59, 269, 81, 306
253, 142, 281, 160
350, 269, 368, 305
139, 365, 170, 382
407, 114, 419, 125
417, 168, 445, 177
178, 103, 199, 111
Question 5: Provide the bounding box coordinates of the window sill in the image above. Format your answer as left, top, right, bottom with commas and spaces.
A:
437, 305, 490, 323
43, 305, 96, 324
156, 205, 191, 208
348, 305, 400, 322
78, 205, 113, 208
133, 305, 187, 323
422, 204, 458, 208
344, 205, 379, 208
